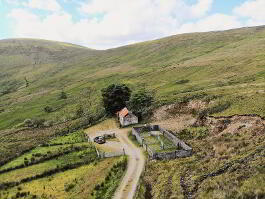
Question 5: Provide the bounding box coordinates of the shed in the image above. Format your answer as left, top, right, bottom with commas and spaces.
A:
117, 107, 138, 127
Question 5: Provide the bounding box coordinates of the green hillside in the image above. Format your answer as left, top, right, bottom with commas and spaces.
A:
1, 26, 265, 130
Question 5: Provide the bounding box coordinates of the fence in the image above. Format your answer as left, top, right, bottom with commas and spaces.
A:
132, 125, 192, 160
87, 135, 125, 159
99, 149, 126, 158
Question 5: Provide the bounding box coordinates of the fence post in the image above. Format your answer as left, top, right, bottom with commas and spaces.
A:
87, 136, 90, 143
123, 148, 125, 156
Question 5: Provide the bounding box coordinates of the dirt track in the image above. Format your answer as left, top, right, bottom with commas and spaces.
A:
86, 128, 145, 199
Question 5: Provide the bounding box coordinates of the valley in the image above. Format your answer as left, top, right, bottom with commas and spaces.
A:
0, 26, 265, 199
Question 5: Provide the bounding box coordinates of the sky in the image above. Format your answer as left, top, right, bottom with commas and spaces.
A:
0, 0, 265, 49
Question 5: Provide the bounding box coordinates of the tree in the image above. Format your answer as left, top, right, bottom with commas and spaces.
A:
101, 84, 131, 115
129, 89, 153, 119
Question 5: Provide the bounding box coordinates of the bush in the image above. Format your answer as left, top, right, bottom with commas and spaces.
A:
43, 120, 54, 127
59, 90, 67, 100
23, 119, 34, 127
75, 105, 84, 118
199, 101, 231, 117
44, 106, 53, 113
178, 127, 209, 140
32, 119, 46, 128
64, 183, 75, 192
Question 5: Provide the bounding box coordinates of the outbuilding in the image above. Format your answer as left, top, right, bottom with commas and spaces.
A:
117, 107, 138, 127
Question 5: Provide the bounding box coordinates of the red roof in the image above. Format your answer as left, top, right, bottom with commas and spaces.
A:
118, 107, 129, 118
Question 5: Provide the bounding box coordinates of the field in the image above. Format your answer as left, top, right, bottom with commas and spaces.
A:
0, 130, 127, 199
140, 131, 176, 153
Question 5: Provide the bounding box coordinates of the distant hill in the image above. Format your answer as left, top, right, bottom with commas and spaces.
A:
0, 26, 265, 129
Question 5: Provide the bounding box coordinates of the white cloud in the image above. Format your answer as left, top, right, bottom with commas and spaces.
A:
191, 0, 213, 17
23, 0, 61, 12
8, 8, 73, 41
4, 0, 21, 5
8, 0, 259, 49
234, 0, 265, 21
178, 14, 242, 33
10, 0, 215, 49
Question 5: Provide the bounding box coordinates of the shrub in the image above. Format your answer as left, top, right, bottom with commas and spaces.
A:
24, 159, 29, 166
200, 101, 231, 117
64, 183, 75, 192
23, 119, 34, 127
44, 106, 53, 113
75, 105, 84, 118
207, 101, 231, 115
44, 120, 54, 127
32, 119, 45, 128
59, 90, 67, 100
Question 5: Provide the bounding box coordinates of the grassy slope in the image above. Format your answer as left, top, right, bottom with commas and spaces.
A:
0, 129, 125, 199
1, 26, 265, 130
139, 126, 265, 199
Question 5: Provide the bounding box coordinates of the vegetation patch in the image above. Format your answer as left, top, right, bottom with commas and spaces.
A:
92, 156, 127, 199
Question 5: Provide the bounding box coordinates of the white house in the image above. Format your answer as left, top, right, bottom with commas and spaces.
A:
117, 107, 138, 127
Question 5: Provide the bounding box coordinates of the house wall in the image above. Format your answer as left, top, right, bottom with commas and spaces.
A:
120, 114, 138, 127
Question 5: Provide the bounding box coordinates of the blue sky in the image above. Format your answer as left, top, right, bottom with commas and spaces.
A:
0, 0, 265, 49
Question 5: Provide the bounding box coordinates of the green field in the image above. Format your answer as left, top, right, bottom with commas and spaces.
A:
0, 129, 126, 199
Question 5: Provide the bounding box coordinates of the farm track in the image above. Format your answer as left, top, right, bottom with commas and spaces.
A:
87, 128, 145, 199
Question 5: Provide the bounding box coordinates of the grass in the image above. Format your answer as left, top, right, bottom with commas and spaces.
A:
0, 144, 84, 171
137, 124, 265, 199
1, 26, 265, 165
1, 26, 265, 198
92, 156, 127, 199
0, 125, 126, 199
134, 130, 177, 153
0, 157, 122, 199
0, 147, 97, 184
48, 130, 87, 145
1, 26, 265, 131
0, 119, 128, 199
85, 118, 118, 135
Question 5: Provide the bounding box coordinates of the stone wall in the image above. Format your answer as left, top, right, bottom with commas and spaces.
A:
132, 125, 192, 160
159, 127, 192, 151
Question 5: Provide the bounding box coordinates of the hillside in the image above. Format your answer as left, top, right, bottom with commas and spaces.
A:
0, 26, 265, 199
1, 26, 265, 130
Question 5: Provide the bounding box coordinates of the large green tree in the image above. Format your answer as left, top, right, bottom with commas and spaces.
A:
101, 84, 131, 115
129, 89, 153, 119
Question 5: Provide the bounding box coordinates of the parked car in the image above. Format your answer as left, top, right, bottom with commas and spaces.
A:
94, 136, 106, 144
